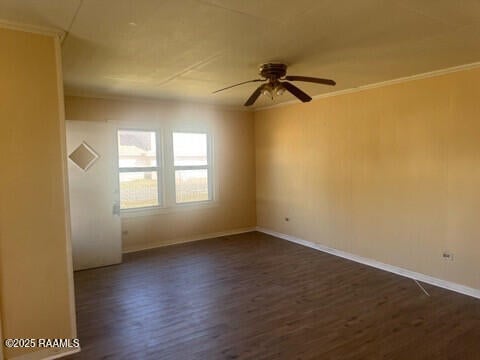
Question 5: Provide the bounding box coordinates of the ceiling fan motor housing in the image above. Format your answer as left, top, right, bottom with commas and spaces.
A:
259, 63, 287, 80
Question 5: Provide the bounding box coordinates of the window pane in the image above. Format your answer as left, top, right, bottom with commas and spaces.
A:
173, 132, 207, 166
175, 169, 209, 203
118, 130, 157, 168
120, 171, 158, 209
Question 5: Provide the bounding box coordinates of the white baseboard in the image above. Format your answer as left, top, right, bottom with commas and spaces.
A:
9, 347, 80, 360
256, 227, 480, 300
123, 227, 257, 253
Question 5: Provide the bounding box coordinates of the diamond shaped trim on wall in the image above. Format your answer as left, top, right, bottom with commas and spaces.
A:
69, 142, 99, 171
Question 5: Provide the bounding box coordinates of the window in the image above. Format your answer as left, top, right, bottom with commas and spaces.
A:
118, 130, 160, 209
173, 132, 211, 203
117, 129, 212, 211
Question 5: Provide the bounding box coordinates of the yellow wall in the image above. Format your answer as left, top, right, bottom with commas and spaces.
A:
65, 96, 256, 252
0, 28, 76, 358
255, 67, 480, 290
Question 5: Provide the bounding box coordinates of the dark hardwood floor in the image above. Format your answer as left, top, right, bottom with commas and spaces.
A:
67, 232, 480, 360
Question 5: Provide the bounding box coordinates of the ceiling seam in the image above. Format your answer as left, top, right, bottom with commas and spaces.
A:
61, 0, 84, 46
195, 0, 283, 26
155, 52, 224, 87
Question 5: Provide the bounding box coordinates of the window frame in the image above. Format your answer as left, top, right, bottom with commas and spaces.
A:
116, 125, 215, 215
172, 131, 213, 205
117, 128, 163, 211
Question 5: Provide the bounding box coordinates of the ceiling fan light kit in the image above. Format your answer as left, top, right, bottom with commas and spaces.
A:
260, 82, 284, 100
213, 63, 336, 106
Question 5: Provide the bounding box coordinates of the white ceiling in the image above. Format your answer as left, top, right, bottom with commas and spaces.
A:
1, 0, 480, 108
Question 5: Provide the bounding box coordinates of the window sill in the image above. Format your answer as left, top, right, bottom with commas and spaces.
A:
120, 200, 218, 218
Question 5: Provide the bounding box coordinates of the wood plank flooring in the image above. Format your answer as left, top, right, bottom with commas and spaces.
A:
67, 232, 480, 359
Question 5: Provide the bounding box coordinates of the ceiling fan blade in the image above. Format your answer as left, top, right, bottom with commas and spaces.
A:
213, 79, 264, 94
244, 84, 266, 106
284, 75, 336, 86
282, 81, 312, 102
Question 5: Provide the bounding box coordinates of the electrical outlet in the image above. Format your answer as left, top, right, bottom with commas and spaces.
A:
442, 251, 454, 261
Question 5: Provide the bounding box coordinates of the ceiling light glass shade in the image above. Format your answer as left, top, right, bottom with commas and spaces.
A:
262, 84, 274, 100
275, 84, 285, 96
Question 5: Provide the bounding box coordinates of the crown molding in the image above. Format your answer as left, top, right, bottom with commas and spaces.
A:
255, 61, 480, 112
0, 19, 65, 39
64, 91, 252, 113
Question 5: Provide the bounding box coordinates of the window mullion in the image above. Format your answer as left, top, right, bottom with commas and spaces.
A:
156, 129, 164, 207
164, 127, 175, 207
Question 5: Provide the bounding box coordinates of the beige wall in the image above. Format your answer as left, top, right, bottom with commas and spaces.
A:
65, 96, 256, 252
255, 67, 480, 290
0, 28, 76, 358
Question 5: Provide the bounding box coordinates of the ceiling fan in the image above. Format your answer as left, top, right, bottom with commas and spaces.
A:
213, 63, 336, 106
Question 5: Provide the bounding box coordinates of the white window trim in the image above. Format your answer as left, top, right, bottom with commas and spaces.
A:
116, 124, 215, 215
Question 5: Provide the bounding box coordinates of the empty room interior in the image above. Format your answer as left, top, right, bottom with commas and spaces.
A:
2, 1, 480, 359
